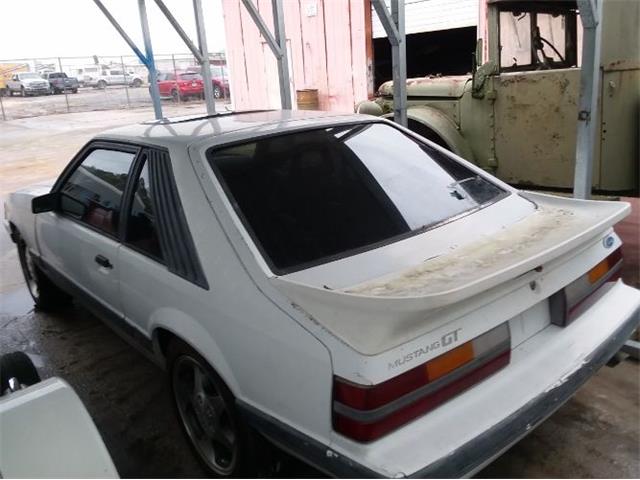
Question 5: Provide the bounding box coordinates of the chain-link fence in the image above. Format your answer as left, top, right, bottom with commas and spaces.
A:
0, 53, 230, 121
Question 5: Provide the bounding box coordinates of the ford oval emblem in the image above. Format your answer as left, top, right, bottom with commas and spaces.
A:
603, 236, 615, 249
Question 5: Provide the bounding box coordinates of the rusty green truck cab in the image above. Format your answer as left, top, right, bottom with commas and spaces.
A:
372, 0, 639, 193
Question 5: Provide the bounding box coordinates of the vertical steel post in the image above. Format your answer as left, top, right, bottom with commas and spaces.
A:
573, 0, 602, 199
121, 56, 131, 108
372, 0, 407, 126
58, 57, 70, 113
0, 91, 6, 121
138, 0, 163, 119
193, 0, 216, 114
272, 0, 292, 109
390, 0, 407, 126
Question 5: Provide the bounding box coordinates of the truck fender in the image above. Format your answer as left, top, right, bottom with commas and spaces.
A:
386, 106, 476, 163
149, 309, 240, 395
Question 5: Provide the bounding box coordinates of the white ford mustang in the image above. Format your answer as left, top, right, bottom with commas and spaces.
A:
4, 110, 639, 477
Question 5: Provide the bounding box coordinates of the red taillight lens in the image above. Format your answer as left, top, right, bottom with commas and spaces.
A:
332, 324, 511, 442
551, 247, 623, 326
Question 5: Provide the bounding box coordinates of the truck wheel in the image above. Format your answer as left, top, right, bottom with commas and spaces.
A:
132, 78, 142, 88
17, 237, 72, 311
97, 80, 107, 89
0, 352, 40, 394
407, 119, 452, 151
168, 340, 269, 477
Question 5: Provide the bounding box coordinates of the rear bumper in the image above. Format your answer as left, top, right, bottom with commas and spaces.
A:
239, 281, 640, 478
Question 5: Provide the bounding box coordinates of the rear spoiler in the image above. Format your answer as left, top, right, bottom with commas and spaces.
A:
272, 193, 629, 353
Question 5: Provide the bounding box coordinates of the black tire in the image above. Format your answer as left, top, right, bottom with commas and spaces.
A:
132, 78, 142, 88
171, 89, 181, 103
72, 88, 78, 94
213, 85, 221, 99
20, 87, 26, 97
168, 340, 269, 477
407, 118, 452, 151
97, 80, 107, 89
17, 237, 72, 311
7, 87, 13, 96
0, 352, 40, 393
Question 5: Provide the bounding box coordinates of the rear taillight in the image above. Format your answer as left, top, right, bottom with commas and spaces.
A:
332, 324, 511, 442
550, 247, 623, 326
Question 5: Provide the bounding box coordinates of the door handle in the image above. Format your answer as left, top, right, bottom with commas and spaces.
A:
94, 254, 113, 269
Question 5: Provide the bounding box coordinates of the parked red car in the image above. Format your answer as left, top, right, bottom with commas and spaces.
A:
155, 71, 203, 102
186, 65, 230, 99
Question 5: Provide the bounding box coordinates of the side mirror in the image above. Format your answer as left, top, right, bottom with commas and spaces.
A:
32, 192, 60, 214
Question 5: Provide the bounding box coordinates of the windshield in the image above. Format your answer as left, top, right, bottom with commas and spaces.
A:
210, 66, 228, 77
208, 122, 507, 273
20, 73, 42, 79
179, 72, 202, 81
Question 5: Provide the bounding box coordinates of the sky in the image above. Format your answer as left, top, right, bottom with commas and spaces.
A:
0, 0, 227, 60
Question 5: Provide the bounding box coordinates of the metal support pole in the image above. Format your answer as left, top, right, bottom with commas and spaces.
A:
0, 92, 6, 121
573, 0, 603, 199
153, 0, 204, 62
93, 0, 163, 119
58, 57, 70, 113
93, 0, 149, 66
391, 0, 406, 126
271, 0, 292, 109
193, 0, 216, 114
241, 0, 292, 109
372, 0, 407, 126
138, 0, 163, 119
121, 56, 131, 108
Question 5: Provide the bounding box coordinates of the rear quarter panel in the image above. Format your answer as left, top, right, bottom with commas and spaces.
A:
120, 144, 335, 444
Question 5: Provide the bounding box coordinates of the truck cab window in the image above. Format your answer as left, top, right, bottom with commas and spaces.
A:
499, 7, 578, 72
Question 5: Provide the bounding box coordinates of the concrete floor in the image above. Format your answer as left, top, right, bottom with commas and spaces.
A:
1, 108, 639, 478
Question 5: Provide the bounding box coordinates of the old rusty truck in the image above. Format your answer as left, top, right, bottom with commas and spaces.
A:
364, 0, 639, 194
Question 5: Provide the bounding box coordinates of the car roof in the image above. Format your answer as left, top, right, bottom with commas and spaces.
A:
95, 110, 377, 149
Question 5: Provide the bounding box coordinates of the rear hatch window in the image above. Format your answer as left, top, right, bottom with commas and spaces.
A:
208, 122, 507, 273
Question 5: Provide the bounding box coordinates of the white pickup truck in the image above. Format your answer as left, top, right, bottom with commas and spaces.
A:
4, 110, 639, 477
85, 68, 144, 89
6, 72, 50, 96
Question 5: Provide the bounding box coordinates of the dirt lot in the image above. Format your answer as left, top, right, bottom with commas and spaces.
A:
0, 85, 230, 121
0, 108, 639, 477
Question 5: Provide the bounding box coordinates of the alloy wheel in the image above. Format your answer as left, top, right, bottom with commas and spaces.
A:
172, 355, 238, 475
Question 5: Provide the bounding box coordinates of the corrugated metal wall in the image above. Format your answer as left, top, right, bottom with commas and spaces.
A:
372, 0, 478, 38
222, 0, 371, 112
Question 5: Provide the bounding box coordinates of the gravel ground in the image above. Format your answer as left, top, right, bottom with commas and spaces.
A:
0, 85, 230, 121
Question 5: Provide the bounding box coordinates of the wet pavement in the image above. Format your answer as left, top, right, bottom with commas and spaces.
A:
1, 109, 639, 478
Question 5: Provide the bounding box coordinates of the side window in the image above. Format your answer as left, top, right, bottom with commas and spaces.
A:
59, 148, 135, 236
125, 158, 164, 261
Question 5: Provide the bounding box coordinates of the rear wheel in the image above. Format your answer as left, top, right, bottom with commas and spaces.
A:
132, 78, 142, 88
0, 352, 40, 394
171, 89, 181, 103
17, 237, 71, 311
97, 80, 107, 89
168, 340, 268, 477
